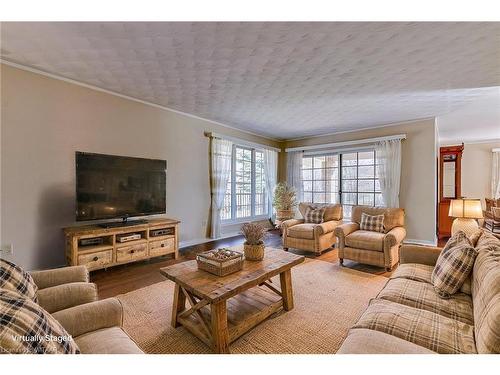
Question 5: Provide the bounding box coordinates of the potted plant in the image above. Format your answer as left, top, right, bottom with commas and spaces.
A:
241, 222, 267, 261
273, 182, 298, 222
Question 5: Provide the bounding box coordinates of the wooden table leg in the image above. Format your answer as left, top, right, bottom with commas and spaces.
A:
210, 300, 230, 354
280, 269, 294, 311
171, 284, 186, 328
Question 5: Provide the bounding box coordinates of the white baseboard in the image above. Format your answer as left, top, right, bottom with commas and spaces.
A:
179, 232, 241, 249
403, 238, 438, 246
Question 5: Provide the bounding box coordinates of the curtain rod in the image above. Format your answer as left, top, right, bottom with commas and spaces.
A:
204, 131, 281, 152
493, 148, 500, 152
285, 134, 407, 153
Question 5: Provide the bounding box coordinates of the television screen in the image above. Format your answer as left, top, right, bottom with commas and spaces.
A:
76, 152, 166, 221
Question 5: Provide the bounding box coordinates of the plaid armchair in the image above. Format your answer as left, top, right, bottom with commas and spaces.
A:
282, 202, 343, 255
335, 206, 406, 271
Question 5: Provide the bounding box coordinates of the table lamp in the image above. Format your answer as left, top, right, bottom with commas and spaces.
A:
449, 199, 483, 236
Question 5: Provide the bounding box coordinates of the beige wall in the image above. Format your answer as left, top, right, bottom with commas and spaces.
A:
0, 64, 280, 270
460, 141, 500, 207
283, 119, 438, 244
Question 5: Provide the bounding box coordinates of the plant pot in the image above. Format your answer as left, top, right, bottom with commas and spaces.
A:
244, 242, 265, 261
276, 209, 294, 221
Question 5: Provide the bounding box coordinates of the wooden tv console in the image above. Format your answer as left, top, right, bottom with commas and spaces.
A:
63, 218, 180, 271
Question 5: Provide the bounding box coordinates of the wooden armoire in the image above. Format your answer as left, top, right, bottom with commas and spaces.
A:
438, 145, 464, 239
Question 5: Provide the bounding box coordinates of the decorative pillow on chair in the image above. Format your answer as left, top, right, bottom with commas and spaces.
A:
0, 258, 38, 302
0, 289, 80, 354
431, 231, 477, 299
304, 206, 325, 224
359, 213, 385, 233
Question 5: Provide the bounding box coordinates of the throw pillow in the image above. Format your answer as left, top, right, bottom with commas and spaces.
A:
360, 213, 385, 233
431, 231, 477, 299
0, 290, 80, 354
304, 206, 325, 224
0, 258, 38, 302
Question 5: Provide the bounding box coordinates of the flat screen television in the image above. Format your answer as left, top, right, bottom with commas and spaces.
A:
76, 152, 166, 222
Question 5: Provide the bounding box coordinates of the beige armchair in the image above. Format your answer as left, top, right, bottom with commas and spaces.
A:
335, 206, 406, 271
282, 202, 343, 255
28, 265, 142, 353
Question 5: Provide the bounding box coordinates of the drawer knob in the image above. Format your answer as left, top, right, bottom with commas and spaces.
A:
92, 256, 99, 262
130, 250, 135, 254
161, 244, 165, 247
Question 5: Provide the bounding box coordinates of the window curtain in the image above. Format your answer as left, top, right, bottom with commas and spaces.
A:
493, 151, 500, 199
287, 151, 303, 202
209, 138, 233, 238
375, 139, 402, 208
263, 149, 278, 218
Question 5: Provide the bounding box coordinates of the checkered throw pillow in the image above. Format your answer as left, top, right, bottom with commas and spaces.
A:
431, 231, 477, 299
360, 213, 385, 233
0, 259, 38, 302
0, 289, 80, 354
304, 206, 325, 224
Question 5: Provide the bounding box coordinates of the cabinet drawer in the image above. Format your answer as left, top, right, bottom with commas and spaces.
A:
149, 238, 175, 257
116, 243, 148, 263
78, 250, 112, 270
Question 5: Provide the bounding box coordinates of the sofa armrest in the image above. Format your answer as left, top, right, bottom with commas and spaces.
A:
315, 220, 341, 235
334, 222, 360, 238
384, 226, 406, 248
37, 282, 98, 314
52, 298, 123, 338
400, 244, 443, 266
30, 266, 89, 289
281, 218, 304, 229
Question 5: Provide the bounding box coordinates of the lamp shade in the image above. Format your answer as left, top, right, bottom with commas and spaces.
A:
449, 199, 483, 219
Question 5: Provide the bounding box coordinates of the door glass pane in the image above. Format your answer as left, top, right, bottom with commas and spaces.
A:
303, 192, 313, 202
358, 193, 374, 206
358, 179, 375, 192
313, 192, 326, 203
375, 193, 384, 206
342, 166, 357, 179
302, 169, 312, 180
313, 156, 326, 168
303, 157, 313, 168
342, 192, 357, 205
326, 155, 338, 167
303, 180, 312, 191
358, 165, 374, 178
343, 205, 353, 218
342, 179, 357, 192
358, 151, 375, 165
314, 169, 325, 180
342, 153, 357, 166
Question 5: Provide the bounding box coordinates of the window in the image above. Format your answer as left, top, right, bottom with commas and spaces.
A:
302, 150, 383, 218
222, 145, 270, 222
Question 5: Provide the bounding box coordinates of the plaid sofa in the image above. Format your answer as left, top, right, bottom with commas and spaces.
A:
335, 206, 406, 271
1, 265, 143, 354
338, 230, 500, 354
282, 202, 343, 254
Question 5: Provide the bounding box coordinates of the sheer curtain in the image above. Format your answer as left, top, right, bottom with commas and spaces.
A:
376, 139, 402, 208
263, 149, 278, 218
210, 138, 233, 238
493, 150, 500, 199
287, 151, 303, 202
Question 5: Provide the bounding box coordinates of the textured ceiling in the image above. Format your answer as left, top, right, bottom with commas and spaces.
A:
1, 22, 499, 140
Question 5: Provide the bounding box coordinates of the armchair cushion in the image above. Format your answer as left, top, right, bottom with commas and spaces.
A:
287, 224, 316, 240
304, 206, 325, 224
345, 230, 385, 252
36, 282, 98, 314
52, 298, 123, 338
360, 213, 385, 233
351, 206, 404, 233
298, 202, 342, 221
0, 259, 38, 302
281, 218, 304, 229
30, 265, 89, 290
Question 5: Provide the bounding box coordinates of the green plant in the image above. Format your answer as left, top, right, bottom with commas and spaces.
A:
241, 222, 267, 245
273, 182, 298, 210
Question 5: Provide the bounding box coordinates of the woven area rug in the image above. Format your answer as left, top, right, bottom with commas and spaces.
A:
117, 259, 387, 354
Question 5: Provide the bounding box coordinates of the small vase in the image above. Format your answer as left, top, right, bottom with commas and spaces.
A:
244, 242, 265, 261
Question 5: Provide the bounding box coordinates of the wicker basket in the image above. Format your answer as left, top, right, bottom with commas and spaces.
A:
196, 249, 243, 276
244, 243, 265, 261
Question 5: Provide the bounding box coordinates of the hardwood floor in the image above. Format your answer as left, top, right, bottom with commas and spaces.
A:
91, 230, 394, 299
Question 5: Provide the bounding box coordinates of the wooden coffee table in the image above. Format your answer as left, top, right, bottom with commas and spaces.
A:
160, 247, 304, 353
